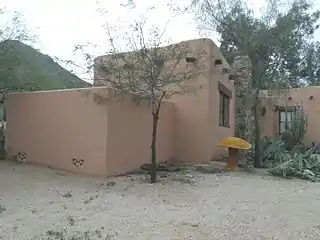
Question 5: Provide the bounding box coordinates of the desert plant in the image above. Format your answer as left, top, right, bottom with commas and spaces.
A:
193, 0, 320, 168
0, 204, 6, 213
67, 216, 75, 226
34, 229, 112, 240
247, 133, 320, 181
262, 139, 290, 168
310, 141, 320, 154
290, 143, 306, 154
281, 103, 308, 147
267, 145, 320, 181
281, 131, 296, 150
290, 103, 308, 143
246, 137, 288, 167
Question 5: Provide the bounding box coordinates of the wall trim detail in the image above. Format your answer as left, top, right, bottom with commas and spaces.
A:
218, 81, 232, 98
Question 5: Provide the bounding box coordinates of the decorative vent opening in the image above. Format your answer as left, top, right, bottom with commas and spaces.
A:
229, 74, 235, 80
186, 57, 197, 63
15, 152, 27, 163
72, 158, 84, 167
215, 59, 222, 65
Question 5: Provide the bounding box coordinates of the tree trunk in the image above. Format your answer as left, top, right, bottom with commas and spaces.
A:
253, 102, 263, 168
150, 111, 159, 183
0, 103, 5, 160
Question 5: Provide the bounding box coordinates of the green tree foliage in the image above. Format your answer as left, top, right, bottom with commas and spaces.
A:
299, 42, 320, 85
194, 0, 320, 88
192, 0, 320, 167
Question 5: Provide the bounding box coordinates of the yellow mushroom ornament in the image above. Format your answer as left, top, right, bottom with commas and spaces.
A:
217, 137, 252, 170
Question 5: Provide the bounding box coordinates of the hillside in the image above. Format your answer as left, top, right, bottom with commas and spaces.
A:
0, 40, 92, 92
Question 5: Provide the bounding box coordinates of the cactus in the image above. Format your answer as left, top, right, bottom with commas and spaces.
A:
267, 144, 320, 181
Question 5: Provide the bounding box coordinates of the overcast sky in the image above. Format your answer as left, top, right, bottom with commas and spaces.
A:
2, 1, 201, 60
2, 0, 320, 81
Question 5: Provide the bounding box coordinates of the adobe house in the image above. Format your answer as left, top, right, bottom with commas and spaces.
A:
5, 38, 236, 177
259, 86, 320, 146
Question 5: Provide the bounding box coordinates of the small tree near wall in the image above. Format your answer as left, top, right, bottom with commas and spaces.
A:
0, 9, 36, 159
76, 20, 203, 183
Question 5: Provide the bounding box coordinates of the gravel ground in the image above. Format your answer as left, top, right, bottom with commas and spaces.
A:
0, 161, 320, 240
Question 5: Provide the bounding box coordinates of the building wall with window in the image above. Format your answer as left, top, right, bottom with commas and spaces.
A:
163, 39, 235, 163
259, 87, 320, 146
5, 38, 236, 178
95, 38, 236, 164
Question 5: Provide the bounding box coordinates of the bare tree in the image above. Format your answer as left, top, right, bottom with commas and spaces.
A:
0, 8, 36, 158
75, 17, 202, 183
0, 8, 36, 92
0, 8, 35, 43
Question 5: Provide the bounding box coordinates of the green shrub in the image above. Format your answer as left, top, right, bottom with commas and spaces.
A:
281, 103, 308, 142
281, 131, 296, 150
279, 103, 308, 151
291, 104, 308, 144
264, 140, 320, 181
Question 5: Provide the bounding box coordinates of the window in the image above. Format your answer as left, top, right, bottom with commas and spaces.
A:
219, 91, 230, 127
279, 109, 295, 134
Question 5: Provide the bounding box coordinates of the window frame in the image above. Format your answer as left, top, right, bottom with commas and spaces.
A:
219, 91, 230, 128
278, 107, 296, 135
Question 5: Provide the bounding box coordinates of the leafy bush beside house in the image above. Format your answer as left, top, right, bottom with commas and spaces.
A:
0, 105, 5, 121
245, 136, 320, 181
280, 103, 308, 150
244, 104, 320, 181
266, 141, 320, 181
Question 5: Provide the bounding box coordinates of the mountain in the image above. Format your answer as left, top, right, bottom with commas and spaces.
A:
0, 40, 92, 92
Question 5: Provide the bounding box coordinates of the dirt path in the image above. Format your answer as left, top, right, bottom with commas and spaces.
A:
0, 161, 320, 240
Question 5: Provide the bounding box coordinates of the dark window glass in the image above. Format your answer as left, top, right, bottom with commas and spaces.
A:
279, 109, 295, 134
219, 91, 230, 127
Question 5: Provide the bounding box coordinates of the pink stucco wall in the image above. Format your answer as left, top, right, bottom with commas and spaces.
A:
165, 39, 235, 163
6, 38, 235, 176
259, 87, 320, 146
6, 88, 109, 176
6, 87, 176, 176
105, 96, 175, 175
